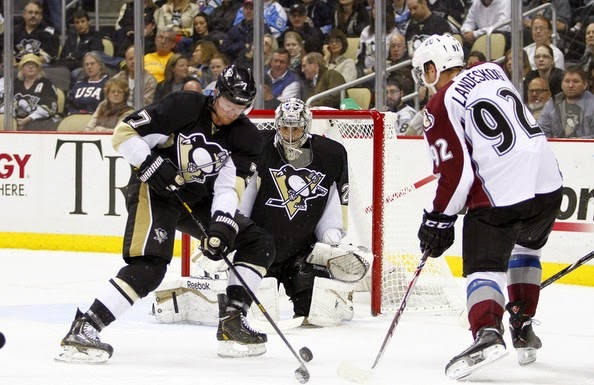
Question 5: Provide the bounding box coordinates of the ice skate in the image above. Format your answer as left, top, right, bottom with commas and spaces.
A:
216, 294, 267, 358
507, 302, 542, 365
445, 327, 508, 380
55, 309, 113, 364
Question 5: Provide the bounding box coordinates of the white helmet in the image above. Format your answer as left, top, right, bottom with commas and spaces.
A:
411, 34, 464, 92
274, 98, 312, 160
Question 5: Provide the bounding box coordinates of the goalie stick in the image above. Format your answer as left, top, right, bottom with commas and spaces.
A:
337, 250, 431, 383
540, 249, 594, 289
174, 192, 311, 384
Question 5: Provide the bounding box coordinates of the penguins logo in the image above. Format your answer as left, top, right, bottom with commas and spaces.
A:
178, 133, 230, 183
266, 164, 328, 219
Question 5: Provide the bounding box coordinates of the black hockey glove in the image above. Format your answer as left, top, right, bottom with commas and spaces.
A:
417, 210, 457, 258
203, 211, 239, 261
137, 154, 185, 195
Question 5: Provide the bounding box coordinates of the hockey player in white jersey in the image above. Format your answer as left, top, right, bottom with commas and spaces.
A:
411, 34, 563, 379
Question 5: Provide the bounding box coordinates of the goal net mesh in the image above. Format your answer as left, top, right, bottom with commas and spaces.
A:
182, 110, 464, 316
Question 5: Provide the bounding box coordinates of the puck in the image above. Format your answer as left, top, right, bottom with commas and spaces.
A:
299, 346, 313, 362
295, 366, 310, 383
0, 332, 5, 349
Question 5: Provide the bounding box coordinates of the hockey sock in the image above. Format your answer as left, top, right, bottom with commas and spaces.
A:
90, 277, 140, 329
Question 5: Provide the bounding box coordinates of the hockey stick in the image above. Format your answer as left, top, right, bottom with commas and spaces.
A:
540, 250, 594, 289
337, 250, 431, 383
363, 175, 437, 214
174, 192, 311, 384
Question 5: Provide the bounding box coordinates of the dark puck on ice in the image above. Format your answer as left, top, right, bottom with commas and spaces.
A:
0, 332, 5, 349
299, 346, 313, 362
295, 366, 310, 383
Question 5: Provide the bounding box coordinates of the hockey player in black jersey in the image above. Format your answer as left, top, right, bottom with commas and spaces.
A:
240, 98, 369, 327
56, 65, 276, 363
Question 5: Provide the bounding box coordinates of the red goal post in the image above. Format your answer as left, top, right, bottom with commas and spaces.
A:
181, 109, 464, 316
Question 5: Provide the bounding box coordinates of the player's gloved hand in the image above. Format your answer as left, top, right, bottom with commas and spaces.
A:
137, 154, 185, 195
417, 210, 457, 258
203, 211, 239, 261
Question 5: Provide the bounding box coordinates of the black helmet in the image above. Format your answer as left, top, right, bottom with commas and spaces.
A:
215, 65, 257, 107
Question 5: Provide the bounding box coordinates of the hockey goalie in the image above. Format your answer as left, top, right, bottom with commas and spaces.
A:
153, 98, 371, 328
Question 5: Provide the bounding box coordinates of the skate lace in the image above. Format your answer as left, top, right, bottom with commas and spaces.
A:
240, 315, 260, 335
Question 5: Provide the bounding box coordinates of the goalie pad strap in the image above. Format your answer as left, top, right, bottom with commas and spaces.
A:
307, 277, 355, 327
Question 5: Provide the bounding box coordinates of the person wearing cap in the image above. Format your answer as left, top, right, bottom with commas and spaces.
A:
10, 53, 59, 131
220, 0, 272, 62
233, 0, 287, 39
280, 3, 325, 54
56, 64, 276, 363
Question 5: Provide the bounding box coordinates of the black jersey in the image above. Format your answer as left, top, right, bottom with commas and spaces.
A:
113, 91, 262, 215
247, 130, 349, 263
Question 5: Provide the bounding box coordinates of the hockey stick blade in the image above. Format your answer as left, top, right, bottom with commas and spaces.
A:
337, 251, 431, 383
337, 361, 372, 384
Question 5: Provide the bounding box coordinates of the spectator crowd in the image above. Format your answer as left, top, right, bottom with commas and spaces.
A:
0, 0, 593, 138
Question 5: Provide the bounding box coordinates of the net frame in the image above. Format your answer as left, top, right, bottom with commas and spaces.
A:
180, 109, 463, 316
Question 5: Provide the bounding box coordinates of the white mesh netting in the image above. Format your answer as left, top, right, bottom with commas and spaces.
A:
184, 110, 464, 315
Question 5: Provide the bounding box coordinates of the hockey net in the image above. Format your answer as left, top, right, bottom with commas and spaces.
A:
180, 109, 464, 316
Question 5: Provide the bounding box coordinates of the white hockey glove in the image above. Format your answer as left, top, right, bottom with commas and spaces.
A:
306, 242, 371, 283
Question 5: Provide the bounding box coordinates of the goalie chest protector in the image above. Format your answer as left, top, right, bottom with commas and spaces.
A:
251, 131, 349, 263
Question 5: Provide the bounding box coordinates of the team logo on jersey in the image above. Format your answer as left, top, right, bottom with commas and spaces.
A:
13, 93, 41, 118
422, 109, 435, 132
177, 133, 230, 183
153, 228, 168, 244
266, 164, 328, 219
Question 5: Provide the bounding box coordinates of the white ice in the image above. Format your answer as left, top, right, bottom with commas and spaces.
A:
1, 249, 593, 385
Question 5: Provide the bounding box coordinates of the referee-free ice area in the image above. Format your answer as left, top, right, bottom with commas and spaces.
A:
1, 249, 593, 385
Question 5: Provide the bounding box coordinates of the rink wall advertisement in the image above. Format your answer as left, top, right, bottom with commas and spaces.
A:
0, 132, 592, 284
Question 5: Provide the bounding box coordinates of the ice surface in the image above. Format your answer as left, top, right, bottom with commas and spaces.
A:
1, 250, 593, 385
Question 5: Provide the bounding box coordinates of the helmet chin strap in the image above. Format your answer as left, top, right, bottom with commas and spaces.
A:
425, 69, 441, 94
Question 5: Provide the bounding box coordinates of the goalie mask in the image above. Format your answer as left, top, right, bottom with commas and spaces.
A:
411, 34, 464, 93
274, 98, 312, 163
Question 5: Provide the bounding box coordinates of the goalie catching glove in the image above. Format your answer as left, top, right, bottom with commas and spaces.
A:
306, 243, 371, 283
137, 154, 185, 195
418, 210, 457, 258
202, 211, 239, 261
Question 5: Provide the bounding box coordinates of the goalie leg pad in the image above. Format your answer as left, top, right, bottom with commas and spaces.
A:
247, 277, 280, 322
306, 277, 355, 327
283, 257, 330, 317
152, 278, 227, 326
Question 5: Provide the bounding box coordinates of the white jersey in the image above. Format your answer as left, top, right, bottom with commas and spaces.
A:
422, 62, 562, 216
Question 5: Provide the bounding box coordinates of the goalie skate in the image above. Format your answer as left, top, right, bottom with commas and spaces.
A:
55, 309, 113, 364
445, 327, 507, 380
217, 294, 267, 358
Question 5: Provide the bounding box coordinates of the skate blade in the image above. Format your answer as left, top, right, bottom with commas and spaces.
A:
446, 345, 508, 380
54, 345, 111, 364
217, 341, 266, 358
517, 347, 537, 366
